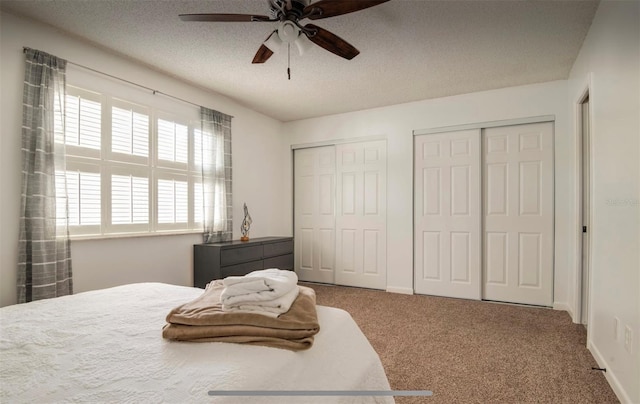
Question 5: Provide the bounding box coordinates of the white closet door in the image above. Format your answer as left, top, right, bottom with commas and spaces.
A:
483, 122, 554, 306
335, 140, 387, 290
414, 130, 482, 299
294, 146, 336, 283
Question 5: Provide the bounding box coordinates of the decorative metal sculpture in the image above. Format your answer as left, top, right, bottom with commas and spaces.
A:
240, 203, 252, 241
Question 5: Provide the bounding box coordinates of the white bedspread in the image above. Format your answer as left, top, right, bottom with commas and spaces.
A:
0, 283, 393, 403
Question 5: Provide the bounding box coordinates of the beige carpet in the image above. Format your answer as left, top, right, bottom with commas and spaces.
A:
305, 282, 619, 404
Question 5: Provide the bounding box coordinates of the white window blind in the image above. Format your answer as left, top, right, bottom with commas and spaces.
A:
111, 174, 149, 225
64, 95, 101, 149
112, 105, 149, 157
158, 119, 188, 164
55, 87, 102, 152
158, 179, 188, 224
53, 67, 227, 238
67, 170, 101, 226
55, 169, 101, 228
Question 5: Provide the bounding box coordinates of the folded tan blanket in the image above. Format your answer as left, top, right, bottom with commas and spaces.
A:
162, 280, 320, 351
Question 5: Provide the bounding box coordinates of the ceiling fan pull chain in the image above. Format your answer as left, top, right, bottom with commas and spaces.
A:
287, 42, 291, 80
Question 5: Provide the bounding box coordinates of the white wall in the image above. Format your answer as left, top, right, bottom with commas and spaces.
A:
567, 1, 640, 402
283, 80, 573, 304
0, 11, 289, 307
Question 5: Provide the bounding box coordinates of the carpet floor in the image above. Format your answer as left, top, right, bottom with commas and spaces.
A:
305, 282, 619, 404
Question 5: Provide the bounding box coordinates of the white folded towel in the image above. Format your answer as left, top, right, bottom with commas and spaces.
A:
221, 268, 298, 306
222, 286, 300, 318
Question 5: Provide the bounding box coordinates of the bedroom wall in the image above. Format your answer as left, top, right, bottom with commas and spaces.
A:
0, 11, 290, 307
567, 1, 640, 402
283, 80, 572, 306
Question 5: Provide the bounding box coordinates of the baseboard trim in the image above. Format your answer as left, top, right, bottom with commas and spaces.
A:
588, 340, 633, 403
553, 302, 576, 322
386, 286, 414, 295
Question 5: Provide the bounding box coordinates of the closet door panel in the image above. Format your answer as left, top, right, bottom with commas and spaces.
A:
483, 122, 553, 306
335, 140, 387, 290
414, 130, 481, 299
294, 146, 336, 283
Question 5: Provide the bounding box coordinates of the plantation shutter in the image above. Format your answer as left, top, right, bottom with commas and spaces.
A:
55, 87, 103, 235
158, 119, 188, 164
59, 169, 101, 226
62, 93, 101, 149
157, 178, 188, 224
111, 174, 149, 225
112, 105, 149, 157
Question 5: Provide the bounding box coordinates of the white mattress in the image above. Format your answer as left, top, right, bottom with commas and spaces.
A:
0, 283, 393, 403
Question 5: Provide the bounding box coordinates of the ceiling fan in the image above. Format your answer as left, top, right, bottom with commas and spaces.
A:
179, 0, 390, 64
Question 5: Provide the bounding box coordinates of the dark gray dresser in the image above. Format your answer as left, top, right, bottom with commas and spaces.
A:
193, 236, 294, 288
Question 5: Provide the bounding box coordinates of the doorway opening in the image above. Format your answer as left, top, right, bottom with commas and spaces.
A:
578, 92, 591, 327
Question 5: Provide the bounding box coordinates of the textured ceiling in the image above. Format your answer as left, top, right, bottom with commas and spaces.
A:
1, 0, 598, 122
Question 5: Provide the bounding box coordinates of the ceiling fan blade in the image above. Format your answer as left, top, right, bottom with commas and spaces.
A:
179, 13, 273, 22
303, 0, 390, 20
252, 44, 274, 64
304, 24, 360, 60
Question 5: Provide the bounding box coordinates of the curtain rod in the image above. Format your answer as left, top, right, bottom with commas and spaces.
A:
23, 47, 233, 118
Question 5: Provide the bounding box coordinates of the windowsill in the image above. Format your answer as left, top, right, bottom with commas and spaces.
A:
69, 230, 204, 242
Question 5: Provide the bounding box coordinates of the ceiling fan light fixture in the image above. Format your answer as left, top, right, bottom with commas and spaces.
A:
295, 33, 313, 55
263, 30, 283, 52
277, 21, 300, 43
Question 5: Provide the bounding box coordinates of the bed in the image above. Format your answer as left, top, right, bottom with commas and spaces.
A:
0, 283, 393, 403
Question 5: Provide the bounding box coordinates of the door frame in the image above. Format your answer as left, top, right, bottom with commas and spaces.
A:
573, 77, 594, 328
414, 115, 556, 137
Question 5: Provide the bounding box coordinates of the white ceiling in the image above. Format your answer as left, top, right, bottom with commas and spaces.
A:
1, 0, 598, 122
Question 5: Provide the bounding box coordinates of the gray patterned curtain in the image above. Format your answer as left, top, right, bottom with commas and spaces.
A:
200, 107, 232, 243
18, 49, 72, 303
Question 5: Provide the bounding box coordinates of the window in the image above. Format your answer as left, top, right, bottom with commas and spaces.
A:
63, 92, 101, 150
55, 82, 217, 238
111, 173, 149, 226
157, 119, 188, 164
66, 168, 101, 226
157, 177, 188, 224
55, 165, 101, 231
111, 101, 149, 158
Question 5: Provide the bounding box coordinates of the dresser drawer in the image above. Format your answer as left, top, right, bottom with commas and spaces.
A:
263, 253, 294, 270
263, 240, 293, 258
194, 237, 294, 287
221, 260, 264, 278
220, 245, 263, 266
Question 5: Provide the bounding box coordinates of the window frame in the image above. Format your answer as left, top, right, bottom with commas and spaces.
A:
55, 67, 212, 239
